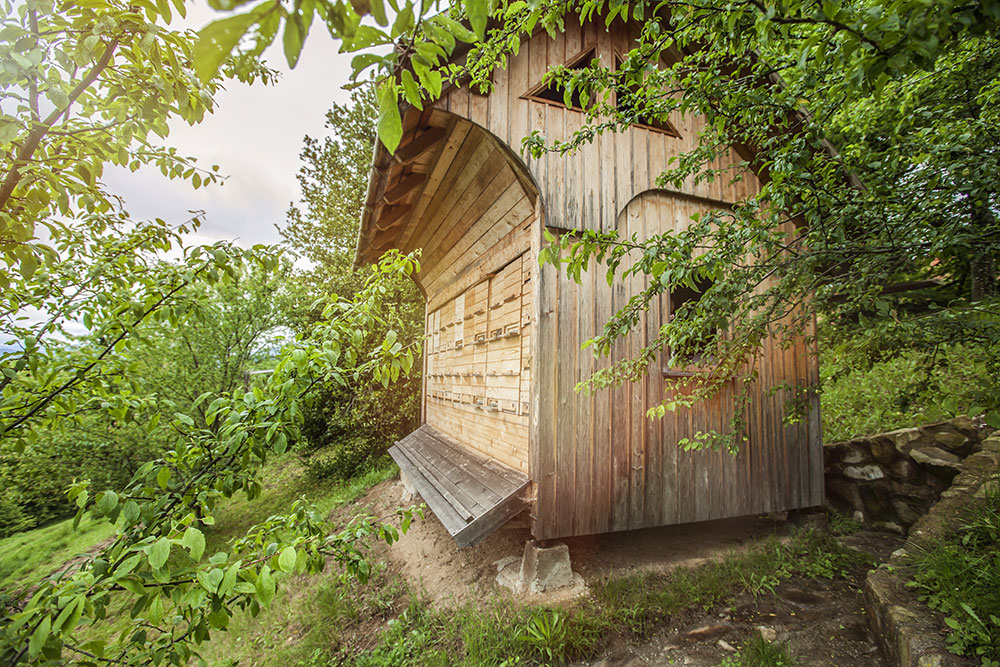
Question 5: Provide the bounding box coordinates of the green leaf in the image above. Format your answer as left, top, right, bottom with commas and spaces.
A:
147, 595, 164, 626
256, 566, 276, 605
181, 527, 206, 562
28, 615, 50, 658
194, 11, 259, 83
377, 82, 402, 153
466, 0, 488, 40
148, 537, 171, 570
157, 467, 171, 489
96, 490, 118, 514
400, 70, 422, 110
368, 0, 387, 26
283, 13, 305, 68
277, 546, 297, 573
220, 561, 240, 595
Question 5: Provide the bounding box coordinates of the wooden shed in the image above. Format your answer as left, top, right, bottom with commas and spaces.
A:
355, 18, 824, 546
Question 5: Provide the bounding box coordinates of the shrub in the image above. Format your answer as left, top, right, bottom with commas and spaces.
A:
821, 343, 1000, 441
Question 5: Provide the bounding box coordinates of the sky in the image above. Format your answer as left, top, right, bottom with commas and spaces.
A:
103, 7, 362, 249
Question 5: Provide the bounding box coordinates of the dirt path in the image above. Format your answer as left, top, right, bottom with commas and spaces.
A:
346, 479, 901, 665
579, 532, 900, 666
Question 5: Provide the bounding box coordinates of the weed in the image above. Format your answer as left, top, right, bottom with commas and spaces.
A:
739, 571, 779, 599
826, 509, 863, 536
516, 607, 568, 664
720, 632, 802, 666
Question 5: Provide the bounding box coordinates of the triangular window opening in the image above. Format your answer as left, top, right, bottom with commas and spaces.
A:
615, 56, 680, 137
525, 48, 596, 110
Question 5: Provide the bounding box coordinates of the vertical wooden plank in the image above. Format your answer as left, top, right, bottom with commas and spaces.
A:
808, 315, 824, 506
609, 204, 630, 532
554, 269, 578, 537
488, 49, 510, 146
508, 32, 530, 160
627, 199, 645, 529
529, 199, 558, 539
642, 195, 663, 528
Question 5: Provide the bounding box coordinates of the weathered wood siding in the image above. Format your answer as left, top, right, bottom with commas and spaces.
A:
397, 122, 537, 474
426, 19, 822, 538
433, 19, 757, 236
423, 251, 534, 473
531, 191, 823, 539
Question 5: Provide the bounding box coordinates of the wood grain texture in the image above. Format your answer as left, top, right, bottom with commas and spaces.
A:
359, 18, 823, 542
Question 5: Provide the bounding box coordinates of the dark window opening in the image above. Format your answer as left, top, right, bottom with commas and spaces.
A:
615, 56, 679, 137
525, 48, 596, 110
668, 277, 716, 365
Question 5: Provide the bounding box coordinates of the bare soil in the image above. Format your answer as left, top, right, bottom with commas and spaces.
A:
345, 479, 902, 665
581, 532, 901, 666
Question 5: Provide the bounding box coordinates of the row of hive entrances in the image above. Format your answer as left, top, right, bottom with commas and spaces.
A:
425, 253, 532, 415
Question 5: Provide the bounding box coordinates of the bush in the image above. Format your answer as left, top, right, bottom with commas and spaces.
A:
821, 343, 999, 441
302, 435, 385, 481
0, 422, 164, 536
298, 368, 420, 480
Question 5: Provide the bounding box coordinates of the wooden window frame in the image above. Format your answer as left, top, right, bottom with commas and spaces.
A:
613, 54, 681, 138
522, 45, 598, 112
661, 278, 720, 375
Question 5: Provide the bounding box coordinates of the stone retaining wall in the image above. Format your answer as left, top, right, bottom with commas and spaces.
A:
823, 417, 992, 533
863, 431, 1000, 666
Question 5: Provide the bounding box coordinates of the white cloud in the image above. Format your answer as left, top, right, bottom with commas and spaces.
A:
104, 8, 360, 248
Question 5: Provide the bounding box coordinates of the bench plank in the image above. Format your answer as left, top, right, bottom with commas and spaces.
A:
389, 425, 530, 548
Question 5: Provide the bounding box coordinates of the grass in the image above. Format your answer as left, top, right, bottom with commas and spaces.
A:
257, 526, 870, 667
0, 513, 115, 592
909, 483, 1000, 664
820, 344, 997, 441
720, 632, 802, 667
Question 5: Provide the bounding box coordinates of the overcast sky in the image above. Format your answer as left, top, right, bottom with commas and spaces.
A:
104, 8, 363, 249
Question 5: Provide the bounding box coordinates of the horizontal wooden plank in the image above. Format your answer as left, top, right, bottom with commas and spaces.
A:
391, 425, 530, 547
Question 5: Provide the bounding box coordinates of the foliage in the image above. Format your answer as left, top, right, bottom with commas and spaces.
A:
910, 485, 1000, 664
0, 0, 429, 659
821, 343, 1000, 442
504, 1, 1000, 452
515, 608, 567, 663
0, 250, 422, 664
719, 632, 801, 667
0, 262, 292, 536
281, 86, 423, 475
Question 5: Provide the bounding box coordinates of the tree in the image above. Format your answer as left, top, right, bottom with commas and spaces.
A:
280, 86, 424, 478
0, 261, 293, 536
0, 0, 422, 662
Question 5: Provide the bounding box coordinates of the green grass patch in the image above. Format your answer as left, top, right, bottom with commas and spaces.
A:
820, 344, 997, 441
720, 632, 802, 667
0, 514, 114, 592
910, 485, 1000, 664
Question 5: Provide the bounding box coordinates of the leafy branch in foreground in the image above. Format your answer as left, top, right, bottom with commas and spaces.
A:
1, 250, 423, 665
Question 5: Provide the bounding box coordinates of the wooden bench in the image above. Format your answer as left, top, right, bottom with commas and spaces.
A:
389, 425, 530, 547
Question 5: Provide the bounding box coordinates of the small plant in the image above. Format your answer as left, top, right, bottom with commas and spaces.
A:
740, 571, 779, 599
516, 608, 567, 664
826, 509, 863, 536
720, 632, 801, 666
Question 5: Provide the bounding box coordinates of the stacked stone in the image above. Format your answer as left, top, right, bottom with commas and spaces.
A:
823, 417, 991, 534
863, 430, 1000, 667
